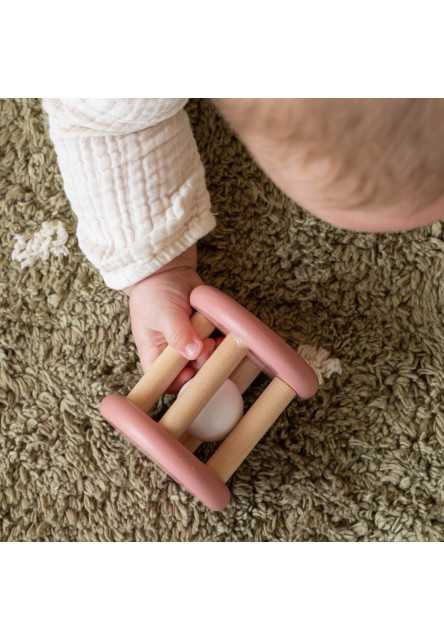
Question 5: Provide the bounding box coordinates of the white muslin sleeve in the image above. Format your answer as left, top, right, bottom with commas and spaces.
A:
42, 98, 216, 289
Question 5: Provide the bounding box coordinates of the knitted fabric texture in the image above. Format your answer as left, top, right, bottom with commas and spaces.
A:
1, 99, 443, 541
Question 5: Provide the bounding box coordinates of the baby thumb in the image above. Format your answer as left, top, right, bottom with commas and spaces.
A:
163, 308, 203, 361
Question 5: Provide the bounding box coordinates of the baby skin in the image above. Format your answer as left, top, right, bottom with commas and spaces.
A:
125, 99, 444, 391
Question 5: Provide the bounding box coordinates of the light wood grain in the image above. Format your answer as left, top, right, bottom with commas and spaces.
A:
229, 357, 262, 394
159, 333, 248, 440
180, 357, 262, 452
206, 377, 296, 482
127, 312, 215, 413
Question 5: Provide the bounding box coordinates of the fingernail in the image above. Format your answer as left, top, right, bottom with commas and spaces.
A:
185, 342, 200, 359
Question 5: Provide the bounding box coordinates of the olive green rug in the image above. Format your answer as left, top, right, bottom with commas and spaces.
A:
1, 98, 443, 541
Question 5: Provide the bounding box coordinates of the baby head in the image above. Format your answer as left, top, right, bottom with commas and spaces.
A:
213, 99, 444, 232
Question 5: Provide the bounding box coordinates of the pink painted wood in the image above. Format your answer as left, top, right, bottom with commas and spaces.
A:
100, 395, 230, 511
190, 286, 319, 399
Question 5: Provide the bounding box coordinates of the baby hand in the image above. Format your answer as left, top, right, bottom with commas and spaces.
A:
123, 246, 208, 393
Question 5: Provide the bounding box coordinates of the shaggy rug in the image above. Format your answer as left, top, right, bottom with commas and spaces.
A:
1, 98, 443, 541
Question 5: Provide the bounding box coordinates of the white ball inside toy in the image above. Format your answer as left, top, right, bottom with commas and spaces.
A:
178, 378, 244, 442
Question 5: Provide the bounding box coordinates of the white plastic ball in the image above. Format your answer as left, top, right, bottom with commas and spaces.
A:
178, 378, 244, 442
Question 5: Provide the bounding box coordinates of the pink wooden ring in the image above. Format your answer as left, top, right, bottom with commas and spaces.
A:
190, 285, 319, 399
100, 395, 230, 511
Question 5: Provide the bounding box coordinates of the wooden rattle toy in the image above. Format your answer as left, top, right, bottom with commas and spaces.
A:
100, 286, 319, 511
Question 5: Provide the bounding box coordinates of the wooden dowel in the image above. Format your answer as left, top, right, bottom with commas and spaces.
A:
127, 311, 215, 413
229, 357, 262, 394
159, 333, 248, 440
180, 357, 262, 452
180, 432, 202, 452
206, 377, 296, 482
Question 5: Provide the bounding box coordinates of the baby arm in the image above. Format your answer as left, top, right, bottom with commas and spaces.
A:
43, 99, 216, 387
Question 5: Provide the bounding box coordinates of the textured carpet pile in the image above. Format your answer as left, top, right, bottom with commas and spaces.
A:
1, 98, 443, 541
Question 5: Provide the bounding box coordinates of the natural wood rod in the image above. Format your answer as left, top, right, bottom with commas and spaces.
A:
159, 333, 248, 440
206, 377, 296, 482
180, 432, 202, 452
229, 357, 262, 394
126, 312, 215, 413
180, 357, 262, 452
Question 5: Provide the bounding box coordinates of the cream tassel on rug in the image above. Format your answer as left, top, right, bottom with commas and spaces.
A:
12, 220, 69, 268
297, 344, 342, 385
